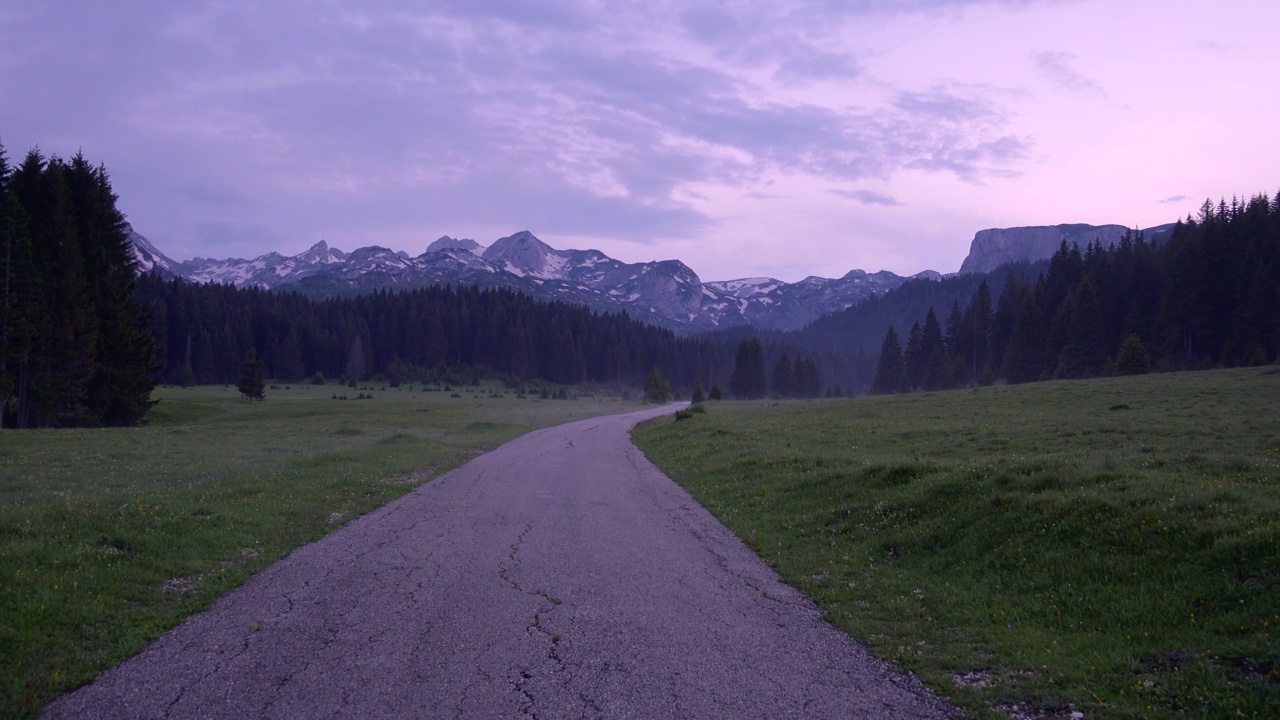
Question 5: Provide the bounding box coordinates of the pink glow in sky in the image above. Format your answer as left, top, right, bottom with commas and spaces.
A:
1, 1, 1276, 281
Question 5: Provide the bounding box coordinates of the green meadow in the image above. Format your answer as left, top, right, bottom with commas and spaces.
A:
633, 368, 1280, 719
0, 383, 643, 719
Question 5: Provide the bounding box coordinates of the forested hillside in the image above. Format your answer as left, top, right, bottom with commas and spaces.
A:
794, 261, 1044, 356
136, 275, 730, 394
871, 193, 1280, 392
0, 144, 158, 427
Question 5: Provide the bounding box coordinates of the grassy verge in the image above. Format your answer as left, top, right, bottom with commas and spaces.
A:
0, 383, 644, 718
633, 368, 1280, 719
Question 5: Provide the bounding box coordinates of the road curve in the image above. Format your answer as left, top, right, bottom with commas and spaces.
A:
44, 405, 949, 719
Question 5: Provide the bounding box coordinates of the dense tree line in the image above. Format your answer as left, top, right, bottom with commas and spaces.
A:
726, 336, 824, 399
699, 325, 868, 395
872, 193, 1280, 393
136, 274, 731, 393
0, 142, 158, 427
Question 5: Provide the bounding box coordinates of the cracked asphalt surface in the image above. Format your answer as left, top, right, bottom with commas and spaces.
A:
44, 405, 950, 719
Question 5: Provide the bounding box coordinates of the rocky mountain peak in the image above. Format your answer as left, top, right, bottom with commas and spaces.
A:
296, 240, 346, 264
426, 236, 485, 256
482, 231, 557, 277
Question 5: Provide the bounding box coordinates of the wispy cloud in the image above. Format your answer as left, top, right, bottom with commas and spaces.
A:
828, 188, 903, 206
1159, 195, 1187, 204
1032, 51, 1106, 97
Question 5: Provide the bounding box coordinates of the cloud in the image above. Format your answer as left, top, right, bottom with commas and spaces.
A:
773, 48, 862, 82
1159, 195, 1187, 204
828, 188, 902, 206
0, 0, 1039, 260
1032, 51, 1106, 97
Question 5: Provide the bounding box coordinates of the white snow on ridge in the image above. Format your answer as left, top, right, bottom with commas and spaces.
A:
540, 252, 570, 276
705, 277, 782, 298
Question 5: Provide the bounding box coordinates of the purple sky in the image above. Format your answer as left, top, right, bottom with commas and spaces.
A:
2, 1, 1276, 281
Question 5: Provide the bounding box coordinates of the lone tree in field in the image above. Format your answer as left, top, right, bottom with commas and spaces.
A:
690, 380, 706, 404
729, 337, 767, 399
1115, 334, 1151, 376
645, 366, 672, 404
237, 349, 266, 401
708, 382, 724, 400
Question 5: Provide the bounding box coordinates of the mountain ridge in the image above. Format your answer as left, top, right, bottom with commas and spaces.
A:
129, 227, 927, 333
129, 221, 1165, 334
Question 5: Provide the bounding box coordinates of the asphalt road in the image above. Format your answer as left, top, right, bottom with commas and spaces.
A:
44, 404, 949, 719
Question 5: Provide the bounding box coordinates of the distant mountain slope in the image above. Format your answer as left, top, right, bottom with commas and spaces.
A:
126, 228, 925, 334
129, 219, 1164, 335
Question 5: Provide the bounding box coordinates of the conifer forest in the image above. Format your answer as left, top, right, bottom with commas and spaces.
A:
0, 145, 158, 428
2, 138, 1277, 425
870, 194, 1280, 393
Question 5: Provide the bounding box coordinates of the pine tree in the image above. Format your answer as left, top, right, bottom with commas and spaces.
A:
345, 328, 369, 384
1056, 278, 1108, 379
69, 156, 159, 425
729, 337, 767, 399
919, 307, 948, 390
1115, 334, 1150, 376
14, 152, 97, 426
644, 366, 672, 403
237, 348, 266, 401
944, 300, 964, 358
770, 351, 794, 397
708, 382, 724, 400
792, 356, 822, 398
871, 326, 905, 394
1002, 287, 1048, 384
276, 329, 306, 382
903, 322, 923, 391
691, 380, 705, 404
967, 280, 994, 382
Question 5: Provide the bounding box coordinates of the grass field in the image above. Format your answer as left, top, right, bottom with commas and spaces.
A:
633, 368, 1280, 719
0, 382, 644, 719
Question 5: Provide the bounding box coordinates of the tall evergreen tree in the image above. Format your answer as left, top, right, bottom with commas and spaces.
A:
1056, 278, 1108, 378
903, 321, 923, 391
791, 356, 822, 398
871, 326, 905, 394
68, 155, 159, 424
729, 337, 767, 399
770, 351, 794, 397
918, 307, 948, 390
966, 280, 994, 382
237, 348, 266, 401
